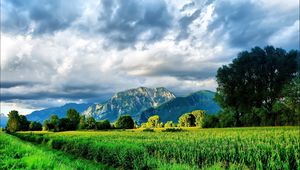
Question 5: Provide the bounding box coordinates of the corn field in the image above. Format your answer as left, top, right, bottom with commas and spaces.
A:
13, 126, 300, 169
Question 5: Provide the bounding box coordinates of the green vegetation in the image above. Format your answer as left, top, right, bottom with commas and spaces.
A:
161, 128, 184, 132
215, 46, 299, 127
29, 121, 42, 131
6, 110, 42, 133
115, 115, 135, 129
13, 127, 300, 169
178, 110, 205, 127
0, 132, 112, 170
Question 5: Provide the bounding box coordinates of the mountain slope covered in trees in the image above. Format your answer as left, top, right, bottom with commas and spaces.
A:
139, 90, 220, 123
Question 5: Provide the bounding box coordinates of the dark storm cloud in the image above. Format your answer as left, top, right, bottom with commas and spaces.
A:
1, 0, 83, 35
208, 1, 299, 48
0, 81, 32, 88
1, 90, 108, 101
97, 0, 173, 49
143, 66, 218, 81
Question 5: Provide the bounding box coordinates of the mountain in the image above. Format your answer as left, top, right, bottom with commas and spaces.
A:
83, 87, 176, 122
138, 90, 220, 123
26, 103, 91, 123
0, 113, 8, 128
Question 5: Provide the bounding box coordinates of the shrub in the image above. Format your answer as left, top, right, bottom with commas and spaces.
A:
162, 128, 184, 132
96, 120, 111, 130
164, 121, 175, 128
142, 128, 154, 132
29, 121, 42, 131
115, 115, 134, 129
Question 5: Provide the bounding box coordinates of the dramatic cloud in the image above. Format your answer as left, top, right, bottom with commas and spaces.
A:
0, 0, 298, 113
96, 0, 173, 49
1, 0, 83, 35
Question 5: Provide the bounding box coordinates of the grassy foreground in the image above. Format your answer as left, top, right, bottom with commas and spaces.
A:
14, 126, 300, 169
0, 132, 113, 170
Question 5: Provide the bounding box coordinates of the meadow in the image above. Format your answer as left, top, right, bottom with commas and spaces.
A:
10, 126, 300, 170
0, 132, 113, 170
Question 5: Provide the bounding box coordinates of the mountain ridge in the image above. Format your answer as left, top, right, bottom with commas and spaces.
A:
25, 87, 220, 124
82, 87, 176, 122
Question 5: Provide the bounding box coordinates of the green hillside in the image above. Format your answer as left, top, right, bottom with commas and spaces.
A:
139, 90, 220, 123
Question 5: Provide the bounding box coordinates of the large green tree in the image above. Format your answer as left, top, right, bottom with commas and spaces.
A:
216, 46, 298, 126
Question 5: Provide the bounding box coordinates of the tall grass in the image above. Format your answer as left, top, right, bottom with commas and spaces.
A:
0, 132, 113, 170
14, 126, 300, 169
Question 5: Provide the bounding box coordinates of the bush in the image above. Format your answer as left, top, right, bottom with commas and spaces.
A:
96, 120, 111, 130
164, 121, 175, 128
142, 128, 154, 132
115, 115, 134, 129
162, 128, 184, 132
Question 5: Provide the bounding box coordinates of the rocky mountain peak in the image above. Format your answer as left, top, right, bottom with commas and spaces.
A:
83, 87, 175, 122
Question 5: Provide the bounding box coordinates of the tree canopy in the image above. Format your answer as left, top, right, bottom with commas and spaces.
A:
216, 46, 298, 126
115, 115, 134, 129
6, 110, 21, 133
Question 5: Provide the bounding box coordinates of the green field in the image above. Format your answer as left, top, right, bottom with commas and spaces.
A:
6, 127, 300, 169
0, 132, 113, 170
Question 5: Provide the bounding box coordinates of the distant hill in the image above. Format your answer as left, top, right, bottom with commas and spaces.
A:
0, 113, 8, 128
83, 87, 176, 122
26, 103, 91, 123
138, 90, 220, 124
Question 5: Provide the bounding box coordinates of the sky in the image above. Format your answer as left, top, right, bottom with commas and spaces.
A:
0, 0, 299, 115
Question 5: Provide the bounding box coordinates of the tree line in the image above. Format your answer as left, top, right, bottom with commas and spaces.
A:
141, 110, 205, 128
6, 110, 42, 132
6, 109, 206, 133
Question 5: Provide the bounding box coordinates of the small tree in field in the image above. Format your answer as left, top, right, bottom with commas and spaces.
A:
86, 117, 96, 129
146, 115, 161, 128
78, 115, 87, 130
96, 120, 111, 130
178, 113, 196, 127
115, 115, 134, 129
6, 110, 21, 133
191, 110, 205, 128
50, 114, 60, 132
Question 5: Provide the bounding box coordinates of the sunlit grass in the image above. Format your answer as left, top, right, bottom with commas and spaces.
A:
14, 126, 300, 169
